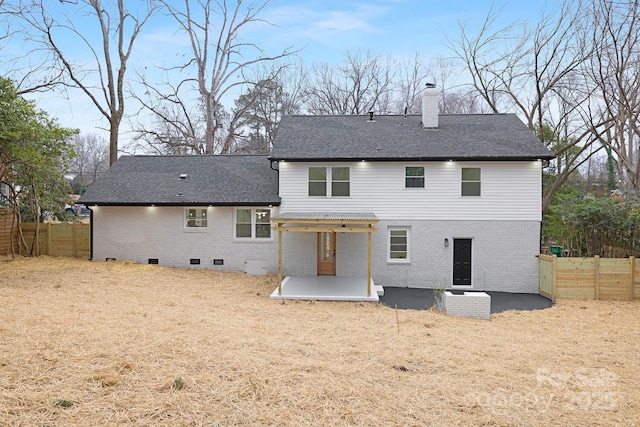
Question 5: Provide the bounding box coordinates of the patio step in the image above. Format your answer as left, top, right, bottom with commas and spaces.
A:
375, 284, 384, 296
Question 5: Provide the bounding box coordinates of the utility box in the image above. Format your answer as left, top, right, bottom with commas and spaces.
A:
244, 259, 267, 275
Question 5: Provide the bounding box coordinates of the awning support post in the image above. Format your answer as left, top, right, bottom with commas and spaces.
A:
278, 228, 283, 295
367, 223, 372, 295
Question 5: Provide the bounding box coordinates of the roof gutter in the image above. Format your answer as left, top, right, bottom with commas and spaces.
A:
82, 201, 282, 207
269, 156, 556, 162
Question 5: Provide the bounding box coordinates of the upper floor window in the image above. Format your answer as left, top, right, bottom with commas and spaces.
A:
405, 166, 425, 188
308, 167, 327, 196
461, 167, 481, 196
308, 166, 350, 197
331, 167, 350, 196
235, 208, 271, 239
185, 208, 208, 228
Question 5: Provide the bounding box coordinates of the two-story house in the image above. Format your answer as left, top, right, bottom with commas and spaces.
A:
80, 86, 554, 300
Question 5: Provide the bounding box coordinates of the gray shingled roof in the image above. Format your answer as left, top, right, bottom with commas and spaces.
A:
79, 155, 280, 206
270, 114, 555, 161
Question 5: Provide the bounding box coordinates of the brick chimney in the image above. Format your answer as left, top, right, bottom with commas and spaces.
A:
421, 83, 439, 128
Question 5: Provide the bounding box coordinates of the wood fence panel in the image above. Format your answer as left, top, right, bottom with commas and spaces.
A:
76, 225, 91, 259
539, 254, 555, 300
20, 223, 46, 255
0, 208, 17, 256
555, 258, 597, 300
598, 258, 632, 300
49, 224, 74, 257
540, 255, 639, 301
20, 223, 89, 259
633, 259, 640, 300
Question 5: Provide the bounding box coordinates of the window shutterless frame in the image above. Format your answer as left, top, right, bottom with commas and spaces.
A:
388, 227, 410, 262
185, 208, 208, 228
405, 166, 425, 188
234, 208, 272, 239
461, 167, 481, 196
308, 166, 350, 197
308, 167, 327, 196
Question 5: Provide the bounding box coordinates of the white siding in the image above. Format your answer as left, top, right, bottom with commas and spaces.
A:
278, 160, 543, 221
91, 206, 278, 273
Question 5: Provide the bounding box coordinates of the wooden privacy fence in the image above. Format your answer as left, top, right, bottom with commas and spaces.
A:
20, 223, 90, 259
0, 208, 18, 255
539, 254, 640, 302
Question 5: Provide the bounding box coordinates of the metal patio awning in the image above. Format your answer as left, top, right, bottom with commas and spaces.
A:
271, 211, 379, 233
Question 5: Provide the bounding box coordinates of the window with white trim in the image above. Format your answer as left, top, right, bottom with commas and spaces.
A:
235, 208, 271, 239
405, 166, 425, 188
308, 167, 327, 196
388, 227, 410, 262
308, 166, 350, 197
185, 208, 208, 228
461, 167, 481, 196
331, 167, 350, 196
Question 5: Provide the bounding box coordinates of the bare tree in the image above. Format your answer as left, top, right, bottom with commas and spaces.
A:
302, 49, 396, 115
427, 55, 482, 114
131, 79, 208, 155
395, 52, 430, 114
449, 0, 606, 210
0, 2, 65, 94
69, 133, 109, 190
5, 0, 159, 165
151, 0, 295, 154
588, 0, 640, 192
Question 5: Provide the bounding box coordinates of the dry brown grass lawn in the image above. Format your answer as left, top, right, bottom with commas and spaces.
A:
0, 256, 639, 426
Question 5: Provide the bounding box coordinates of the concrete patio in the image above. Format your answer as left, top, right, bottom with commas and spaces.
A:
270, 276, 382, 302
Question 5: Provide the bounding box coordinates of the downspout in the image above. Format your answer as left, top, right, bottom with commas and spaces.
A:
540, 160, 548, 254
87, 206, 94, 260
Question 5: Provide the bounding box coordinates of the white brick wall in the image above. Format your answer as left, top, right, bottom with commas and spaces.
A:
92, 206, 278, 273
371, 220, 540, 293
282, 232, 316, 276
444, 291, 491, 320
336, 232, 367, 276
91, 207, 540, 293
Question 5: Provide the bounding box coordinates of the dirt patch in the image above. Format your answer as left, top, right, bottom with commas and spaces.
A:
1, 256, 638, 426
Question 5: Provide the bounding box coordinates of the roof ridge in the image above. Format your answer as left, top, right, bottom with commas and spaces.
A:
119, 153, 271, 159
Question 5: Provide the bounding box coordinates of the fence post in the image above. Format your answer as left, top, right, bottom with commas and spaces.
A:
45, 222, 51, 256
73, 223, 78, 258
594, 255, 600, 300
630, 256, 635, 301
551, 254, 557, 303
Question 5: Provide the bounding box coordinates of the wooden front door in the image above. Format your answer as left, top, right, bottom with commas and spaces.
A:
453, 238, 472, 286
317, 232, 336, 275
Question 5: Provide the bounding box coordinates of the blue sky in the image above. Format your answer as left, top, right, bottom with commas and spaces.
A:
251, 0, 541, 62
16, 0, 544, 144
